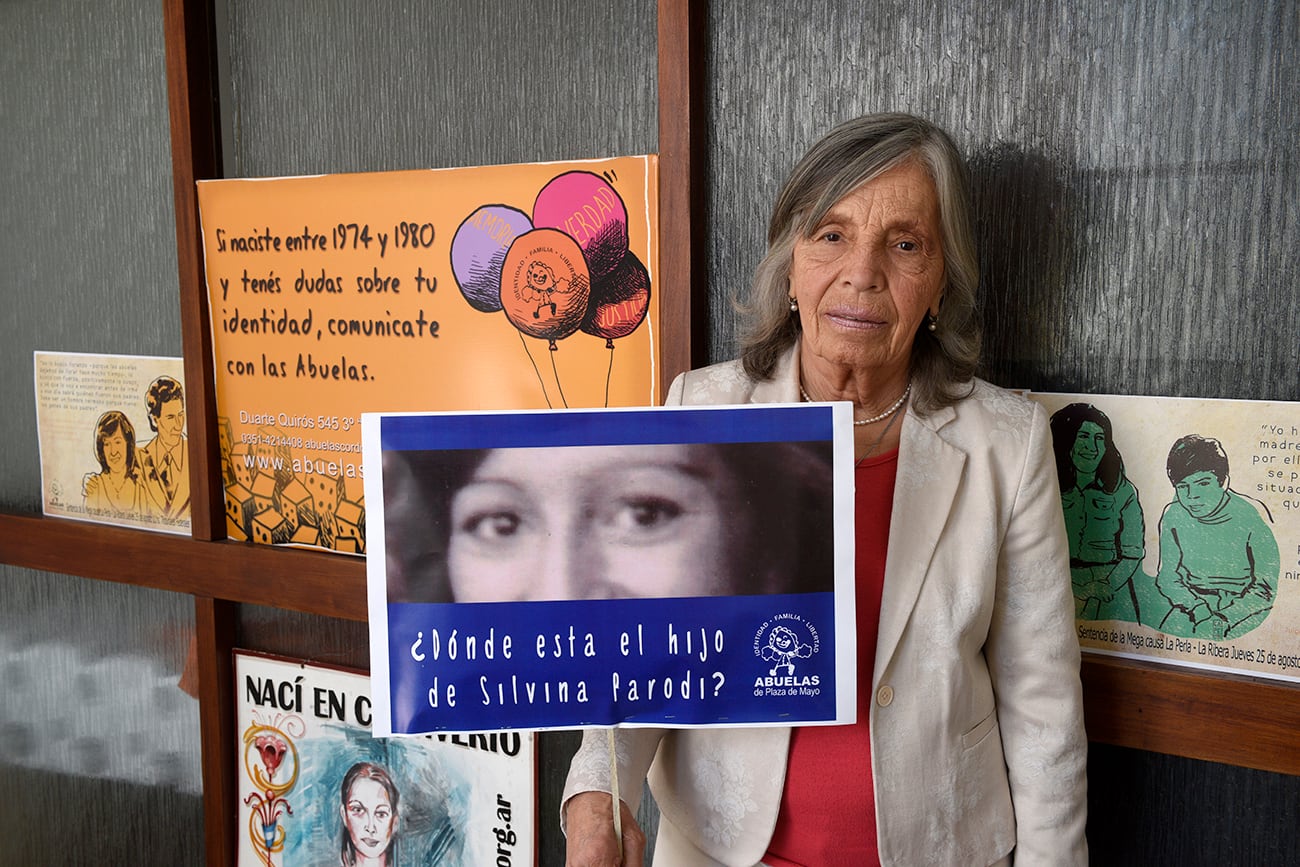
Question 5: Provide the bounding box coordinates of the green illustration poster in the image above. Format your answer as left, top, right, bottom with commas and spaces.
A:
1031, 392, 1300, 683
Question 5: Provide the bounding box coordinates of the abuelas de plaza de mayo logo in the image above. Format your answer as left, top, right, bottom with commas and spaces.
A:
752, 613, 822, 698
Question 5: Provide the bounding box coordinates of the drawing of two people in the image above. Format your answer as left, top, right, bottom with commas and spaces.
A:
82, 376, 189, 521
1050, 403, 1279, 639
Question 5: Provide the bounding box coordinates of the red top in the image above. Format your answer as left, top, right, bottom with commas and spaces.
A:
762, 449, 897, 867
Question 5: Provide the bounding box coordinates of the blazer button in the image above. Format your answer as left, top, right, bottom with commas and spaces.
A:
876, 685, 894, 707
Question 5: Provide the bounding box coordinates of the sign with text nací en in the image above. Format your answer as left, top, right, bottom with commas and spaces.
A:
235, 652, 535, 867
362, 403, 857, 735
1031, 391, 1300, 684
198, 157, 659, 555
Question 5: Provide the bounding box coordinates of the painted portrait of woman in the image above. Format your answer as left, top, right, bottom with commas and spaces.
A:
339, 762, 400, 867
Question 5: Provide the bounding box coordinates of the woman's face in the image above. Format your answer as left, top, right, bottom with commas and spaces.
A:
103, 430, 128, 474
447, 444, 740, 601
343, 778, 395, 861
790, 161, 946, 384
1070, 421, 1106, 477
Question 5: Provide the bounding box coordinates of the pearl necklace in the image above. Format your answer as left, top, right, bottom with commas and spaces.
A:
799, 381, 912, 426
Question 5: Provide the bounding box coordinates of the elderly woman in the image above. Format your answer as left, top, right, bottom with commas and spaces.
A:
563, 114, 1087, 866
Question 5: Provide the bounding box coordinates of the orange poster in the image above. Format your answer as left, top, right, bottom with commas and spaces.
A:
198, 157, 659, 554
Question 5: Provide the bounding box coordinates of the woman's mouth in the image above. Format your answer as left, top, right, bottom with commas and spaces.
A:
824, 308, 885, 330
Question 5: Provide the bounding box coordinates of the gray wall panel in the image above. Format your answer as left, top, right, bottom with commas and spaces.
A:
0, 0, 200, 861
0, 565, 203, 864
1, 0, 182, 513
222, 0, 658, 177
706, 0, 1298, 405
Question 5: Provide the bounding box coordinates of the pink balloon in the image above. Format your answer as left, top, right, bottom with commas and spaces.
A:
533, 171, 628, 281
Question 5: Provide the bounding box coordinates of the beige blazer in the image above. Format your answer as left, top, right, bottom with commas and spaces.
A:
564, 346, 1088, 866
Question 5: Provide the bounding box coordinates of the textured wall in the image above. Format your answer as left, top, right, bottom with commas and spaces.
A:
0, 0, 201, 862
0, 566, 203, 865
706, 0, 1298, 404
221, 0, 659, 177
0, 0, 183, 514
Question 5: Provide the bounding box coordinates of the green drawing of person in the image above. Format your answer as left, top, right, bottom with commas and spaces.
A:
1049, 403, 1146, 622
1155, 434, 1279, 639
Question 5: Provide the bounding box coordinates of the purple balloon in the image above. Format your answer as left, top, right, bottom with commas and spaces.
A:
450, 205, 533, 313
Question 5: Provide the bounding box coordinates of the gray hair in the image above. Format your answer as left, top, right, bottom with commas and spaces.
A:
738, 113, 981, 413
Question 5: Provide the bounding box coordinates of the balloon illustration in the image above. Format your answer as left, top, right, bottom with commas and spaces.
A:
452, 170, 650, 408
533, 172, 628, 282
583, 251, 650, 347
450, 205, 533, 312
500, 228, 591, 349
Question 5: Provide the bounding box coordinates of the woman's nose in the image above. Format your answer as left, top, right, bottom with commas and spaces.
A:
840, 239, 881, 290
536, 520, 599, 600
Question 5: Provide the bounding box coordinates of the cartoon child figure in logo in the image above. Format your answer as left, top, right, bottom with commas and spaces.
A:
523, 259, 571, 319
760, 625, 814, 677
1155, 434, 1280, 639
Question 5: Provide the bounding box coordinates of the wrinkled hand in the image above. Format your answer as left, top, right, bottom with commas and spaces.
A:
82, 473, 100, 499
565, 791, 646, 867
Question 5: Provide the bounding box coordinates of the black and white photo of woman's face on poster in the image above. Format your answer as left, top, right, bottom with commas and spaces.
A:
361, 404, 857, 736
383, 440, 835, 604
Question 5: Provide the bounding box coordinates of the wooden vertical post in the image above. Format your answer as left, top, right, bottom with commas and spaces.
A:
162, 0, 224, 541
195, 596, 238, 865
657, 0, 708, 392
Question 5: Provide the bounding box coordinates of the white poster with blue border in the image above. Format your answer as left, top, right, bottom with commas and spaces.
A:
362, 403, 856, 735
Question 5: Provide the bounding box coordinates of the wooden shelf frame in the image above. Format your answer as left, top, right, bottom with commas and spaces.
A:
6, 511, 1299, 780
1, 0, 1297, 860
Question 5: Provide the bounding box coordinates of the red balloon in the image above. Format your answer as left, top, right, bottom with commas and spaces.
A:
582, 252, 650, 347
500, 229, 591, 347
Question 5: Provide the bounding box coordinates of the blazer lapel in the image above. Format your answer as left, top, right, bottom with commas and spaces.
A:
874, 404, 965, 677
752, 346, 802, 403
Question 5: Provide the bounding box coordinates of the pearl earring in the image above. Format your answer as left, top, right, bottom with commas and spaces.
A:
789, 296, 799, 313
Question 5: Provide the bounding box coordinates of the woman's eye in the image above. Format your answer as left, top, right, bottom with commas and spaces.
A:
611, 497, 683, 533
459, 511, 521, 540
349, 804, 365, 817
819, 231, 842, 243
896, 240, 918, 251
